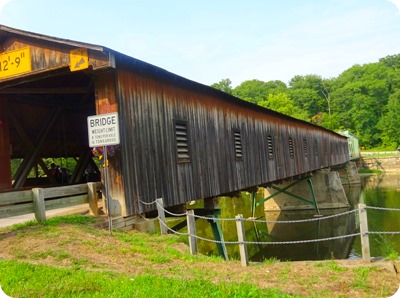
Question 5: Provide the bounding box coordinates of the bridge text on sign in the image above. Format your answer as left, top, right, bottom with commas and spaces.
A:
87, 113, 120, 147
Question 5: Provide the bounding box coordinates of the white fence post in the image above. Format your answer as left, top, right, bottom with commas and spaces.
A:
236, 214, 249, 267
358, 203, 371, 262
187, 209, 197, 255
32, 188, 46, 223
156, 198, 168, 235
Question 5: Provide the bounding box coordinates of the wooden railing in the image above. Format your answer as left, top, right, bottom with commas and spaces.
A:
0, 182, 102, 223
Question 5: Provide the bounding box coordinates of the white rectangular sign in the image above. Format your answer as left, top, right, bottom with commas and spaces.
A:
87, 112, 120, 147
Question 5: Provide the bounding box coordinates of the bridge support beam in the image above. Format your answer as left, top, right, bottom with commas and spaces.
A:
204, 197, 228, 260
0, 98, 12, 190
263, 169, 349, 212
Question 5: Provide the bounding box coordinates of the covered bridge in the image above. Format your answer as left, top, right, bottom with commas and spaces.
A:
0, 25, 349, 222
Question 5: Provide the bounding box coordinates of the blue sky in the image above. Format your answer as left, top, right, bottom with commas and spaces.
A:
0, 0, 399, 87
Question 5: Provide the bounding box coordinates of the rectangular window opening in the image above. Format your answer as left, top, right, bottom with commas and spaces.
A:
175, 120, 190, 163
314, 139, 319, 156
303, 138, 308, 157
233, 129, 243, 160
288, 137, 294, 158
267, 135, 274, 159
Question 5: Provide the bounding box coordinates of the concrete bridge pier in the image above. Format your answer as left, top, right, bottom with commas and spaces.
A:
339, 161, 361, 185
264, 169, 350, 212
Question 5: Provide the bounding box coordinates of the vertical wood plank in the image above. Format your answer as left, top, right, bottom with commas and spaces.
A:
358, 203, 371, 262
32, 188, 46, 223
187, 209, 197, 255
156, 198, 167, 235
0, 98, 12, 190
236, 214, 249, 267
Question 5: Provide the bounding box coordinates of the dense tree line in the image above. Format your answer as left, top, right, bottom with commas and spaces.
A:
211, 54, 400, 149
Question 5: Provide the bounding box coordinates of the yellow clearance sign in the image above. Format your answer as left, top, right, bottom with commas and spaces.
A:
0, 47, 31, 79
70, 48, 89, 72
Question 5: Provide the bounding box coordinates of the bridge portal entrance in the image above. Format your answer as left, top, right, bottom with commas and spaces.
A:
0, 69, 97, 189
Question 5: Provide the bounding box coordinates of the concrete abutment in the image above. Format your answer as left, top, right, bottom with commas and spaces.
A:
264, 167, 354, 212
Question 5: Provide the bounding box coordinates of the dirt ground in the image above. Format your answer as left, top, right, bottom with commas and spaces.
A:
0, 218, 399, 297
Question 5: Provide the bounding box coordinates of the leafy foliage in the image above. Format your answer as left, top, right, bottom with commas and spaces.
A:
211, 53, 400, 149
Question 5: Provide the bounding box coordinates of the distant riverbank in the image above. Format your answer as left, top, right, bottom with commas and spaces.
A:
359, 154, 400, 173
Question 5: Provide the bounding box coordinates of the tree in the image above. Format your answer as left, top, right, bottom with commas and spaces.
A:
330, 63, 391, 147
288, 75, 328, 120
379, 54, 400, 69
232, 79, 287, 104
211, 78, 233, 94
258, 93, 308, 121
377, 90, 400, 147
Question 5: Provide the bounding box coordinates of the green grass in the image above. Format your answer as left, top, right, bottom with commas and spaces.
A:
314, 260, 346, 272
358, 169, 383, 174
0, 260, 289, 298
351, 267, 374, 290
1, 214, 397, 297
263, 256, 279, 265
7, 214, 96, 231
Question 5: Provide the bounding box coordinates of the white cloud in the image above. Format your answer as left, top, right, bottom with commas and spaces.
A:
387, 0, 400, 14
0, 0, 14, 13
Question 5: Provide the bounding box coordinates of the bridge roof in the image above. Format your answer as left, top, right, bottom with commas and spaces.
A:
0, 24, 345, 160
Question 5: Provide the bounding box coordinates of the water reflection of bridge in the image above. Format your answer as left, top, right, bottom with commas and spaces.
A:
250, 209, 357, 261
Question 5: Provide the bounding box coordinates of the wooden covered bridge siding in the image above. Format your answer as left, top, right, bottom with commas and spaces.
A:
0, 25, 350, 218
108, 62, 349, 215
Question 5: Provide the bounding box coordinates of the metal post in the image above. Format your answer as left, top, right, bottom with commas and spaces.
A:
358, 203, 370, 262
236, 214, 249, 267
187, 210, 197, 255
156, 198, 168, 235
104, 146, 112, 235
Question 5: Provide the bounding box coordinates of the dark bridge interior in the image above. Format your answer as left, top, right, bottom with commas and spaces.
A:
1, 69, 97, 187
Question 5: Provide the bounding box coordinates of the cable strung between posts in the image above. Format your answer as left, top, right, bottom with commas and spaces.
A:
187, 208, 359, 224
182, 231, 362, 245
138, 213, 159, 222
187, 233, 241, 245
368, 231, 400, 235
139, 198, 157, 206
158, 218, 189, 236
243, 232, 362, 245
365, 206, 400, 212
155, 201, 187, 217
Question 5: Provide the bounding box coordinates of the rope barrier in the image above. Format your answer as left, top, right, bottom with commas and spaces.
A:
138, 198, 157, 206
154, 201, 187, 217
368, 231, 400, 235
243, 232, 361, 245
137, 213, 159, 222
158, 217, 189, 236
186, 233, 241, 245
146, 198, 400, 250
187, 208, 359, 224
365, 206, 400, 212
249, 208, 359, 224
176, 231, 361, 245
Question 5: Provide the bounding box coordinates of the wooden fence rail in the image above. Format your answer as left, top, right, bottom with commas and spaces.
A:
0, 182, 102, 223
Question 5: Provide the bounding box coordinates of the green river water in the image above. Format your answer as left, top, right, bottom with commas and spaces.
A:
177, 173, 400, 262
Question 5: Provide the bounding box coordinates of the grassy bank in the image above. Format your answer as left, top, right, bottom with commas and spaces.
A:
0, 215, 399, 297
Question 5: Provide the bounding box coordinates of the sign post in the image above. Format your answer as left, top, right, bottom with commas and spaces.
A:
87, 112, 120, 234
